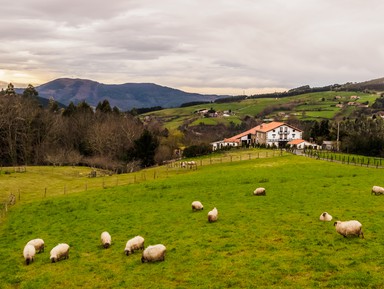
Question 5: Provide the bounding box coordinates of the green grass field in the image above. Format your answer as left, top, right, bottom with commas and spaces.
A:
1, 151, 384, 288
144, 91, 378, 130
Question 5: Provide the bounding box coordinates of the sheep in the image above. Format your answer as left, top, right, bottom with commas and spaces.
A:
253, 187, 266, 196
50, 243, 70, 263
192, 201, 203, 211
208, 207, 218, 223
101, 231, 112, 249
27, 238, 45, 253
319, 212, 333, 221
141, 244, 166, 263
371, 185, 384, 195
23, 244, 36, 265
187, 161, 197, 169
334, 220, 364, 238
124, 236, 145, 255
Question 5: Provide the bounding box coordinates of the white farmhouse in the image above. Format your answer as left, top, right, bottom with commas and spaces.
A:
212, 121, 303, 150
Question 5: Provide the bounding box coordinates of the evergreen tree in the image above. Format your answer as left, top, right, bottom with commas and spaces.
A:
23, 84, 38, 98
96, 99, 112, 113
62, 102, 77, 117
5, 83, 16, 96
132, 130, 159, 167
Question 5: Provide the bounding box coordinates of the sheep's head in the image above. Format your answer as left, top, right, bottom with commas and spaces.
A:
333, 221, 341, 226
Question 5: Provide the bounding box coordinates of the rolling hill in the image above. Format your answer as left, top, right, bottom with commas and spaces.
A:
29, 78, 228, 111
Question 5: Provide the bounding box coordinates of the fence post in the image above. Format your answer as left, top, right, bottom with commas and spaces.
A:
44, 188, 47, 198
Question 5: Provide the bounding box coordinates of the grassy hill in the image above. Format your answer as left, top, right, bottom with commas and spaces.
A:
1, 150, 384, 288
144, 91, 379, 130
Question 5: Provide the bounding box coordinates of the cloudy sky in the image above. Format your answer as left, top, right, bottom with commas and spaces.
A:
1, 0, 384, 95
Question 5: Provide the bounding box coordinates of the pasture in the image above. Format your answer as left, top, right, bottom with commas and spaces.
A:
1, 152, 384, 288
144, 91, 377, 129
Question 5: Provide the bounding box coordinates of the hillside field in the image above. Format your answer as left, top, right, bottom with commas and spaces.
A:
1, 151, 384, 288
144, 91, 378, 130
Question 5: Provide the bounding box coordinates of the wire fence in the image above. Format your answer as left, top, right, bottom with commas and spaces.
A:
303, 149, 384, 168
0, 149, 286, 221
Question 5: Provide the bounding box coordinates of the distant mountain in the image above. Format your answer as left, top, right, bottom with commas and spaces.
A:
29, 78, 228, 111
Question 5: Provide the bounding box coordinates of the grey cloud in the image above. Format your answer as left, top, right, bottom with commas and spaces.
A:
2, 0, 384, 92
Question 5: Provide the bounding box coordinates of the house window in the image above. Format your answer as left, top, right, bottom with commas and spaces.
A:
273, 129, 275, 132
284, 127, 287, 132
292, 134, 295, 138
280, 127, 283, 132
293, 129, 295, 132
272, 134, 276, 138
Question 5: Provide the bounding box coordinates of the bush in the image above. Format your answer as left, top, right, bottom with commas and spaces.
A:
183, 144, 212, 158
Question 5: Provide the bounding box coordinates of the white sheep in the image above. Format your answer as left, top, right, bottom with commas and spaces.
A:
187, 161, 197, 169
141, 244, 166, 263
319, 212, 333, 221
192, 201, 204, 211
371, 185, 384, 195
208, 207, 218, 223
101, 231, 112, 249
334, 220, 364, 238
50, 243, 70, 263
23, 244, 36, 265
253, 187, 266, 196
27, 238, 45, 253
124, 236, 145, 255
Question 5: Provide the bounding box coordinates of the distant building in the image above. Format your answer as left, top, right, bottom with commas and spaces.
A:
288, 139, 319, 150
212, 121, 303, 150
322, 141, 336, 150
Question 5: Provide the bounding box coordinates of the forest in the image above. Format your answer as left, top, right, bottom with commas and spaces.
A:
0, 84, 174, 171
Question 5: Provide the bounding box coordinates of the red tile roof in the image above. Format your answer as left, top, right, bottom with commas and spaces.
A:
287, 139, 305, 145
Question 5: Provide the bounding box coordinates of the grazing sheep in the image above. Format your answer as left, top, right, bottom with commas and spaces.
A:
124, 236, 145, 255
27, 238, 45, 253
334, 220, 364, 238
50, 243, 70, 263
141, 244, 166, 263
371, 185, 384, 195
23, 244, 36, 265
101, 231, 112, 249
319, 212, 333, 221
208, 207, 218, 223
192, 201, 204, 211
253, 187, 266, 196
187, 161, 197, 169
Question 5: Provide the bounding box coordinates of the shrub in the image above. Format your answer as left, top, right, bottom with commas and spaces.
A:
183, 144, 212, 158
